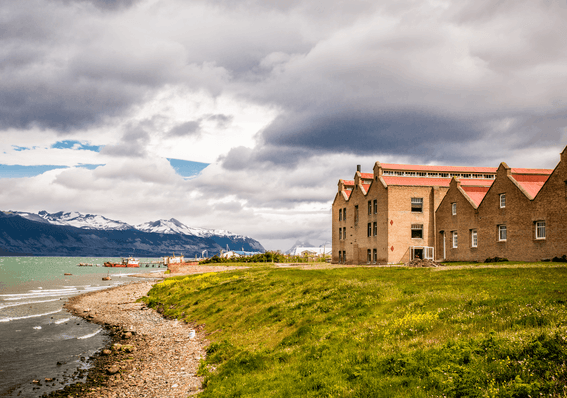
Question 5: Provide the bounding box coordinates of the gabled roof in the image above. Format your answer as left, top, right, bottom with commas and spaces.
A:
343, 190, 352, 199
381, 176, 493, 188
510, 173, 551, 199
380, 163, 497, 173
461, 186, 490, 207
343, 180, 354, 186
360, 173, 373, 179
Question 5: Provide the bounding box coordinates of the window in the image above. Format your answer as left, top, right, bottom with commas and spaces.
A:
500, 193, 506, 208
339, 209, 342, 221
373, 249, 377, 263
498, 225, 507, 241
451, 202, 457, 215
411, 197, 423, 213
343, 208, 346, 221
452, 231, 458, 248
354, 206, 358, 224
367, 249, 371, 263
339, 227, 342, 240
373, 222, 377, 236
367, 223, 372, 237
368, 200, 372, 215
411, 224, 423, 239
535, 221, 546, 240
339, 251, 342, 263
471, 229, 478, 248
373, 199, 377, 214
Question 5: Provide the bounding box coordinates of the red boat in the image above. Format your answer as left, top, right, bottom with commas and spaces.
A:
104, 257, 140, 268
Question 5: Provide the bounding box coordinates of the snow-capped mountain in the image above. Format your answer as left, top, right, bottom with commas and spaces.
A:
136, 218, 245, 239
36, 211, 134, 230
0, 210, 265, 255
136, 218, 264, 252
285, 240, 316, 254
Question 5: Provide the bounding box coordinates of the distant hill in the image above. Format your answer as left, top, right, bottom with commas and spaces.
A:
0, 211, 264, 257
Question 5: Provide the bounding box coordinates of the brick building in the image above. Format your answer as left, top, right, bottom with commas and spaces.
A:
437, 148, 566, 262
332, 147, 566, 264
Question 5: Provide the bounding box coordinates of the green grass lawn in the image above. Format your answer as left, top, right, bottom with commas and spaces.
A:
142, 264, 567, 397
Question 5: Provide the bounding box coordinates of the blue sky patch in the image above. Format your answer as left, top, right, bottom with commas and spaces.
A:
51, 140, 102, 152
0, 164, 69, 179
12, 146, 34, 151
167, 158, 210, 179
77, 163, 105, 170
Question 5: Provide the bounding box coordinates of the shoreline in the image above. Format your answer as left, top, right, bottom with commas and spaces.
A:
48, 280, 206, 397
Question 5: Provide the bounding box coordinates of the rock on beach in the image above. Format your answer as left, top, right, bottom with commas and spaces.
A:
61, 281, 206, 397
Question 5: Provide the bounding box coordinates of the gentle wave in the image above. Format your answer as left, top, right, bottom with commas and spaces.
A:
54, 318, 71, 324
1, 288, 77, 297
0, 298, 62, 309
0, 308, 62, 322
77, 328, 102, 339
2, 291, 78, 301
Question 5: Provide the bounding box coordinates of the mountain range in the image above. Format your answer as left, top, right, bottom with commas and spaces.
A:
0, 210, 264, 257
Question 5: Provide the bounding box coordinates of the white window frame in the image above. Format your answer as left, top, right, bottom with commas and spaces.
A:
535, 221, 546, 240
498, 225, 507, 241
500, 193, 506, 208
452, 231, 458, 248
471, 229, 478, 248
411, 224, 424, 239
451, 202, 457, 216
411, 197, 423, 213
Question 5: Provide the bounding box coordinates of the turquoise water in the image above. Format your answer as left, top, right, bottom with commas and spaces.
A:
0, 257, 163, 396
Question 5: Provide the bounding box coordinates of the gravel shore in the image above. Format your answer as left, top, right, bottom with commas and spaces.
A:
58, 281, 206, 398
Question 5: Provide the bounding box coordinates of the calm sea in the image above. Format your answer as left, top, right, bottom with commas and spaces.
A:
0, 257, 163, 397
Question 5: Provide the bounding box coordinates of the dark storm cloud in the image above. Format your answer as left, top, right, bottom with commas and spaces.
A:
168, 121, 202, 138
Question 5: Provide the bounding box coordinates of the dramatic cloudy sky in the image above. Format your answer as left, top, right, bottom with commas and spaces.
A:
1, 0, 567, 250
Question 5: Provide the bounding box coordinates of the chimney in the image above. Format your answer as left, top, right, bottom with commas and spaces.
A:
357, 165, 361, 173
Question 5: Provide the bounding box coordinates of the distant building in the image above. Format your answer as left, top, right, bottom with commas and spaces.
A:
221, 250, 262, 258
288, 246, 332, 257
332, 146, 566, 264
163, 254, 185, 264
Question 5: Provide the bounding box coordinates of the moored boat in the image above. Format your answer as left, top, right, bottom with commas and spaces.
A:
103, 257, 140, 268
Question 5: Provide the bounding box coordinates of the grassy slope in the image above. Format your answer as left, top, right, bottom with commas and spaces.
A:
142, 265, 567, 397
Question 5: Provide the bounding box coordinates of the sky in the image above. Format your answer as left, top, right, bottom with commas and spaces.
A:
1, 0, 567, 251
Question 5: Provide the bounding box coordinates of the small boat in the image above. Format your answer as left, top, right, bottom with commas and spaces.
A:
64, 273, 72, 276
104, 257, 140, 268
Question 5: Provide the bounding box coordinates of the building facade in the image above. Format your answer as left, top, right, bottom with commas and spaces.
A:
436, 148, 567, 262
332, 147, 567, 264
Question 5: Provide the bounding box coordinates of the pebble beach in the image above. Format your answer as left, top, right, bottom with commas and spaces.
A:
59, 280, 206, 398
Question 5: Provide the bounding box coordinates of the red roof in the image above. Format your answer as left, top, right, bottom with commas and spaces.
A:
511, 168, 553, 175
511, 173, 550, 198
344, 190, 352, 199
461, 186, 490, 207
361, 184, 370, 192
382, 176, 493, 188
343, 180, 354, 186
360, 173, 373, 179
380, 163, 496, 173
